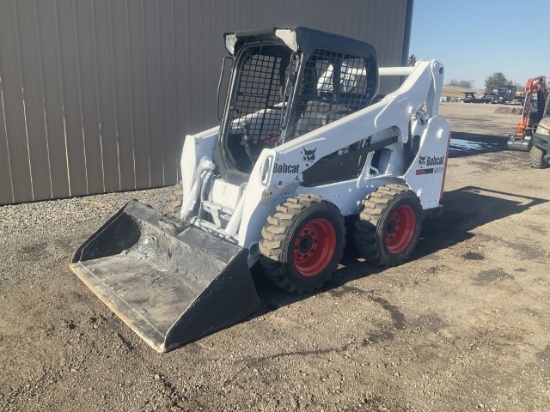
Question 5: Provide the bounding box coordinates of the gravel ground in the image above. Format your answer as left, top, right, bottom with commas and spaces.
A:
1, 103, 550, 411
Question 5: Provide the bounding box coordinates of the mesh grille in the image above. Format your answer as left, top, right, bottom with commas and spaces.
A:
293, 49, 373, 137
225, 45, 375, 173
229, 49, 292, 147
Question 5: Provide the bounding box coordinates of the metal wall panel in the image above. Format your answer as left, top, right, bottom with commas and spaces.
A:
0, 0, 413, 204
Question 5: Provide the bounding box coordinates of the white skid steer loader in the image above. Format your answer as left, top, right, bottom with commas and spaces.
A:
71, 27, 450, 353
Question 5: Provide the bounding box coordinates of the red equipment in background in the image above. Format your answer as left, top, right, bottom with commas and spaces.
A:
507, 76, 548, 151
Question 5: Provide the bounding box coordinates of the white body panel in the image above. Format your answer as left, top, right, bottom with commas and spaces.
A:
179, 60, 450, 267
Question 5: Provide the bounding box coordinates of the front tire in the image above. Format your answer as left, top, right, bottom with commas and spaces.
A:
529, 145, 546, 169
355, 184, 422, 266
259, 194, 346, 293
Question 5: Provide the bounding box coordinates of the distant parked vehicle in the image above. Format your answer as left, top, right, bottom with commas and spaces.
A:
492, 85, 517, 104
462, 92, 492, 103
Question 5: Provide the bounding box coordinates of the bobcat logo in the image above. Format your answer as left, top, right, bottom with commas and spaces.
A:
419, 155, 445, 167
302, 147, 317, 162
418, 155, 427, 166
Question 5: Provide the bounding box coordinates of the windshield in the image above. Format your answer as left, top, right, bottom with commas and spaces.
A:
230, 46, 294, 139
220, 43, 375, 175
220, 44, 296, 173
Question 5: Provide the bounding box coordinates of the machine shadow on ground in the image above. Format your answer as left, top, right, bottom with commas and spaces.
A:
417, 186, 546, 256
449, 132, 508, 158
251, 185, 547, 313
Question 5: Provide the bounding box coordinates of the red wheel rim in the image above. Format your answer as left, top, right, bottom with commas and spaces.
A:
293, 218, 336, 277
385, 205, 416, 254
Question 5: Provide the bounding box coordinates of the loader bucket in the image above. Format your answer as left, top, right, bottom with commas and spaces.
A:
507, 135, 531, 151
70, 200, 260, 353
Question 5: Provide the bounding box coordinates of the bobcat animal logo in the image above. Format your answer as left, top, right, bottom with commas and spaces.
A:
418, 155, 427, 166
303, 147, 317, 162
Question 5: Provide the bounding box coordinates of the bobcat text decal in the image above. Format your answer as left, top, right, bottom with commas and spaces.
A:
418, 155, 445, 166
416, 155, 445, 175
274, 163, 300, 174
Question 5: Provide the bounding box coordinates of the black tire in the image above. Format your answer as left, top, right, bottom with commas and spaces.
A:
355, 184, 422, 267
166, 181, 183, 216
529, 145, 546, 169
259, 194, 345, 293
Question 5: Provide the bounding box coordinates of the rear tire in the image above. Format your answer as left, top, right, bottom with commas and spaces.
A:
259, 194, 345, 293
355, 184, 422, 266
529, 145, 546, 169
166, 181, 183, 216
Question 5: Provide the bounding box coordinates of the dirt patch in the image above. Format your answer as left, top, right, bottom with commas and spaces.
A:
1, 103, 550, 411
494, 106, 522, 115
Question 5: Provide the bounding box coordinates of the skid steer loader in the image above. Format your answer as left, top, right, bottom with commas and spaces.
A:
71, 27, 450, 353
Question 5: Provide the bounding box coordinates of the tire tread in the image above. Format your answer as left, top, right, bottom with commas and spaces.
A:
355, 184, 421, 267
259, 194, 345, 293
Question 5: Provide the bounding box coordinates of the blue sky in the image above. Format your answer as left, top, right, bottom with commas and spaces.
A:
410, 0, 550, 89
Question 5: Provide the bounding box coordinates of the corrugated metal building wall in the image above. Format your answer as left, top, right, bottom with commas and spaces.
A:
0, 0, 413, 205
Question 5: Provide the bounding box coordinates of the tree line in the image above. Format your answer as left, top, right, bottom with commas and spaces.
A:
447, 74, 515, 92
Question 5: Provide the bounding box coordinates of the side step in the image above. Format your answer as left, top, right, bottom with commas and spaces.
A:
70, 200, 260, 353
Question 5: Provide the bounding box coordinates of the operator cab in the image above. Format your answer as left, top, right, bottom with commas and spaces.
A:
214, 27, 379, 183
